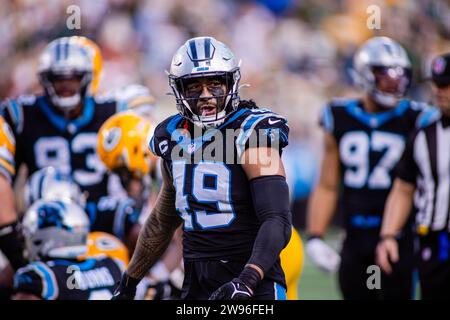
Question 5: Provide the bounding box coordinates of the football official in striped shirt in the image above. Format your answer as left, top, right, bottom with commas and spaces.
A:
376, 52, 450, 299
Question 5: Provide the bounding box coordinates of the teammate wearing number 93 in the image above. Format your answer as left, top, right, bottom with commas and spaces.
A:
112, 36, 292, 300
0, 36, 126, 203
306, 37, 428, 299
0, 37, 140, 246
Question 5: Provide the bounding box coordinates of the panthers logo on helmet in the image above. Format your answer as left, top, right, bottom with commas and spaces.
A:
37, 202, 68, 230
23, 199, 90, 261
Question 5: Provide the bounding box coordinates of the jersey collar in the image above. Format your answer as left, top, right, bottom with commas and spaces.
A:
345, 99, 410, 128
37, 96, 95, 134
166, 108, 248, 154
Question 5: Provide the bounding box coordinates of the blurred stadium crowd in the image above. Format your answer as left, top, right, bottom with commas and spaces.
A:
1, 0, 450, 228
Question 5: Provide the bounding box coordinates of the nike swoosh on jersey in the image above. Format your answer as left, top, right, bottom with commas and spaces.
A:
268, 119, 281, 125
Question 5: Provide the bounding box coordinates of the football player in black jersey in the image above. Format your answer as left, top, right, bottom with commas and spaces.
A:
112, 36, 292, 300
306, 37, 427, 299
0, 37, 140, 249
13, 199, 123, 300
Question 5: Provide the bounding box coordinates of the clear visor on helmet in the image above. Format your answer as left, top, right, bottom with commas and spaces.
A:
371, 65, 411, 97
177, 73, 232, 114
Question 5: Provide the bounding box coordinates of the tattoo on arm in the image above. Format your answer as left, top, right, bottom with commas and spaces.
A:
127, 162, 182, 280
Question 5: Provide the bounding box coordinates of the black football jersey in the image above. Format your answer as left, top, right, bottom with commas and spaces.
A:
150, 107, 289, 287
320, 98, 426, 229
85, 195, 140, 241
13, 257, 123, 300
0, 94, 127, 203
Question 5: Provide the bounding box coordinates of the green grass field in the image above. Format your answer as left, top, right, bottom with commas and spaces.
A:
297, 229, 343, 300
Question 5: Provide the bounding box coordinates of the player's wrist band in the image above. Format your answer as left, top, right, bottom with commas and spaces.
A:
238, 266, 262, 292
307, 234, 323, 241
379, 234, 397, 241
121, 272, 141, 289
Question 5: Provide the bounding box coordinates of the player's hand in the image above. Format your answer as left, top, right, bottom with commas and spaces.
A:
111, 273, 140, 300
208, 278, 253, 300
305, 237, 341, 273
376, 236, 399, 274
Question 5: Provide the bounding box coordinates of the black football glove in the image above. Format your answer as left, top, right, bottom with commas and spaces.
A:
209, 266, 262, 300
111, 273, 140, 300
208, 278, 253, 300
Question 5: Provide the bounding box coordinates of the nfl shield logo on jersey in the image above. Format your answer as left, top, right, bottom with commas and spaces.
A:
187, 142, 196, 154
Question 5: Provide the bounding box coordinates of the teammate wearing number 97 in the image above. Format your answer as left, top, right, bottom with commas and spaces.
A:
112, 36, 292, 300
306, 37, 428, 299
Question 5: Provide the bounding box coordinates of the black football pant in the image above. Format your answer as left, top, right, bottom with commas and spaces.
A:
181, 260, 287, 300
418, 232, 450, 300
338, 229, 416, 300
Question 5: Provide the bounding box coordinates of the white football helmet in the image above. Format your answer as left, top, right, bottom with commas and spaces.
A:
168, 36, 241, 128
38, 37, 93, 114
353, 36, 411, 107
24, 167, 86, 210
22, 199, 90, 261
114, 84, 155, 118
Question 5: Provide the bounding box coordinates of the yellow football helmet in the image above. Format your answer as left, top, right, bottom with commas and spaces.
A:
0, 116, 16, 179
82, 231, 129, 268
98, 112, 153, 178
71, 36, 103, 95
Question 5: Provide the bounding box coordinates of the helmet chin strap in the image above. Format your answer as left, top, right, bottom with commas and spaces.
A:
372, 89, 400, 108
46, 82, 81, 114
193, 109, 227, 129
50, 94, 81, 111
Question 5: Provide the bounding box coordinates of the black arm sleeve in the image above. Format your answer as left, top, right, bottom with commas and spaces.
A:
246, 175, 292, 275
